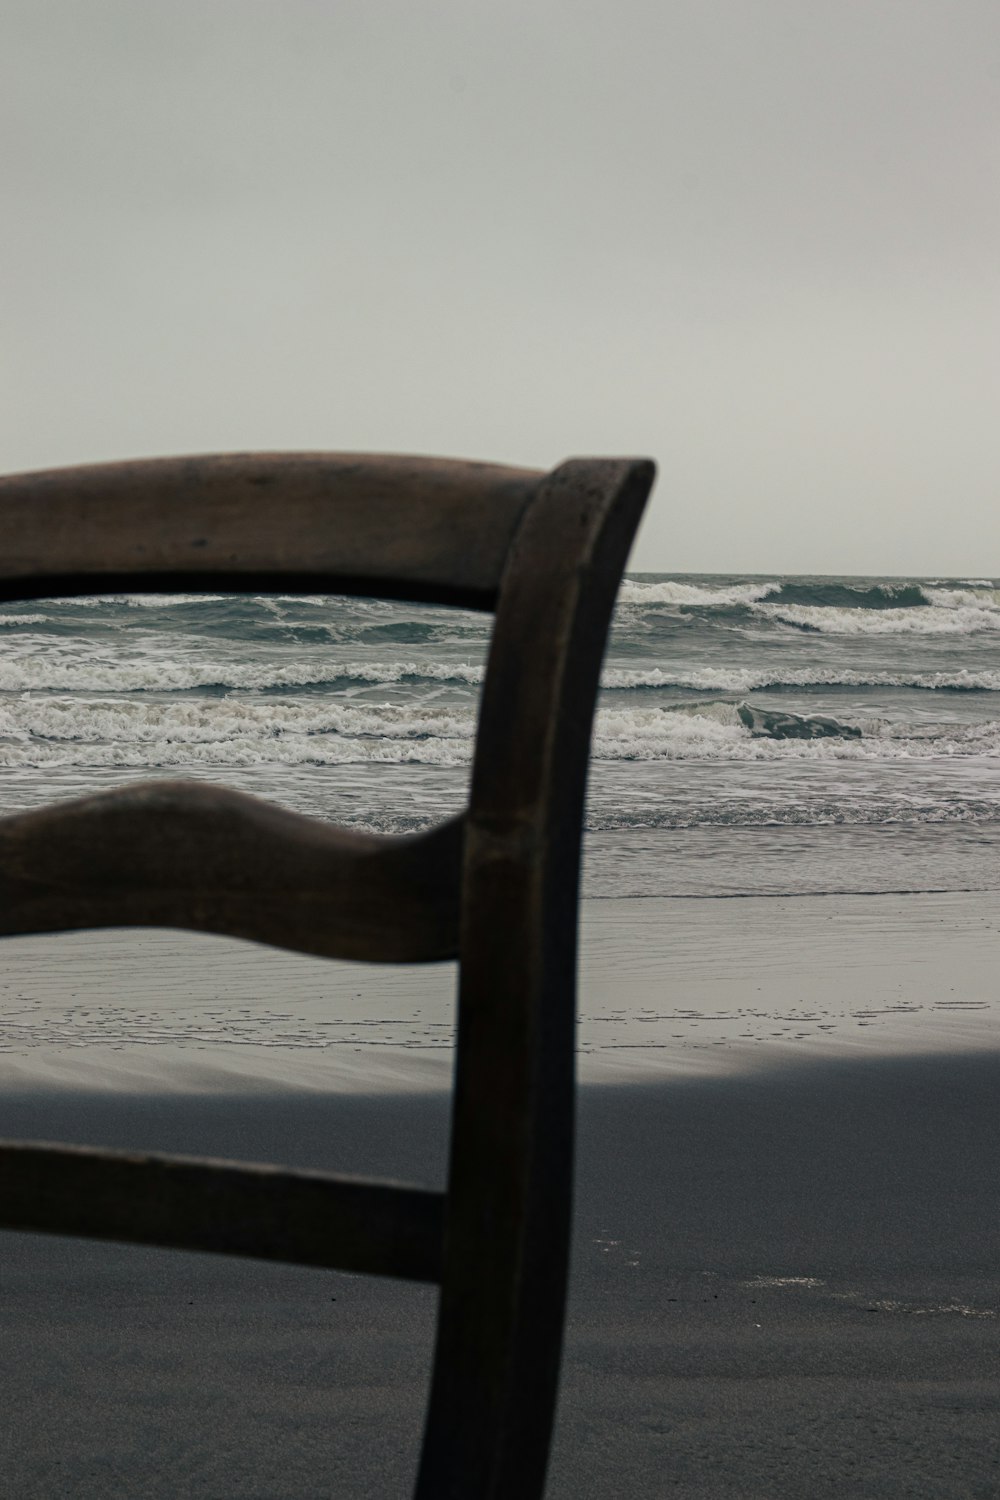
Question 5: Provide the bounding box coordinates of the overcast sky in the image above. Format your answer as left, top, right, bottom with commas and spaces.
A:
2, 1, 998, 574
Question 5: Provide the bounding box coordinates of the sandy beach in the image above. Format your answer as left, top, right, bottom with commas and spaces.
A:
1, 892, 999, 1496
6, 7, 1000, 1492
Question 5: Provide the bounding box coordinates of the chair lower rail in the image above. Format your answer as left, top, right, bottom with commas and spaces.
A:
0, 1140, 444, 1282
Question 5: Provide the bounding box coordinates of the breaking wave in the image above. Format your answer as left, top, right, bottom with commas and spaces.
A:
618, 576, 1000, 635
4, 693, 1000, 771
6, 650, 1000, 698
755, 602, 1000, 635
617, 579, 780, 609
602, 666, 1000, 693
0, 653, 487, 693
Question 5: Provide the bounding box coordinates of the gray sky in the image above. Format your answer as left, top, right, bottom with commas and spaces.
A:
2, 1, 998, 574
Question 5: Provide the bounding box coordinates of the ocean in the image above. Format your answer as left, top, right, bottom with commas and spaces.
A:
4, 574, 1000, 1500
3, 573, 1000, 904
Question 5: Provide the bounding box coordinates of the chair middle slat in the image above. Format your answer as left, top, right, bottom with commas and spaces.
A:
0, 783, 463, 964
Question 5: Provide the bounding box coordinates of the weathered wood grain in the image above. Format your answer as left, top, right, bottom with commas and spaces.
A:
0, 452, 541, 609
0, 448, 657, 1500
0, 782, 462, 963
0, 1140, 444, 1282
417, 458, 656, 1500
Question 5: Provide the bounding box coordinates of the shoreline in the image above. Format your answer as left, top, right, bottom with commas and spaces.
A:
0, 889, 997, 1095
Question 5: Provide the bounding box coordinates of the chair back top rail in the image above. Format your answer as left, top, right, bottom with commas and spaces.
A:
0, 1140, 444, 1282
0, 452, 542, 610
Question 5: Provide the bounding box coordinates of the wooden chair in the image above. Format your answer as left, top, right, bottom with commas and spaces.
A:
0, 452, 654, 1497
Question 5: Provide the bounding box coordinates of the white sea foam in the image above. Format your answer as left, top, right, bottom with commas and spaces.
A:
0, 655, 487, 692
59, 593, 229, 608
4, 692, 1000, 770
592, 708, 1000, 763
921, 585, 1000, 610
756, 602, 1000, 635
6, 650, 1000, 696
617, 579, 780, 608
0, 693, 477, 769
0, 736, 473, 770
0, 696, 476, 745
601, 665, 1000, 692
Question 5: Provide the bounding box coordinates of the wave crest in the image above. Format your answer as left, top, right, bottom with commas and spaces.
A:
617, 579, 780, 609
0, 656, 486, 693
6, 693, 1000, 770
756, 602, 1000, 635
602, 666, 1000, 692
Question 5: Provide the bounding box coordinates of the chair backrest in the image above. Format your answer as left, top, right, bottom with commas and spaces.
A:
0, 451, 655, 1498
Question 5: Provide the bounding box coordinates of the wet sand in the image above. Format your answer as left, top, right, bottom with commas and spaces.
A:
1, 890, 998, 1092
1, 893, 999, 1495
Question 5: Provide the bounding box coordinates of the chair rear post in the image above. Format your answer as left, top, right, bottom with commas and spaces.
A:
417, 459, 654, 1499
